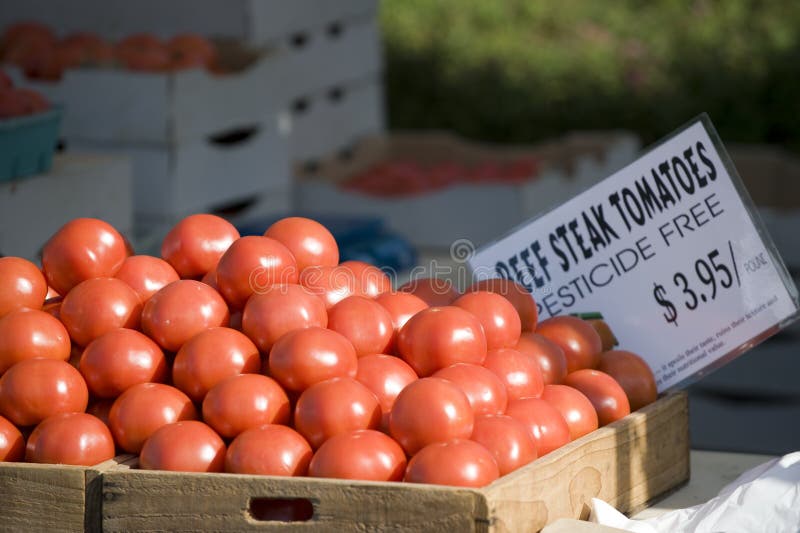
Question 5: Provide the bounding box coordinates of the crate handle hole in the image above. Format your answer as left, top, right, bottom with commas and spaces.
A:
208, 126, 260, 146
249, 498, 314, 522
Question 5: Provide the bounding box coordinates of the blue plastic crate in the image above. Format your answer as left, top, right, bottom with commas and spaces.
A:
0, 106, 62, 182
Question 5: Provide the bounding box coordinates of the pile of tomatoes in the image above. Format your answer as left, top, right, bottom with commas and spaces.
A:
0, 214, 657, 488
0, 69, 49, 118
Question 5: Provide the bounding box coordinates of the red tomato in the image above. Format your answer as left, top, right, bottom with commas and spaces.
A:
397, 306, 487, 377
200, 267, 218, 290
397, 277, 459, 307
515, 332, 568, 385
42, 296, 62, 319
141, 280, 229, 352
0, 359, 88, 427
405, 439, 499, 487
563, 369, 630, 426
298, 265, 357, 309
453, 291, 521, 350
466, 278, 538, 331
587, 319, 617, 352
483, 348, 544, 401
263, 217, 339, 273
216, 236, 298, 309
268, 327, 358, 392
42, 218, 129, 295
327, 296, 393, 357
389, 377, 474, 455
340, 260, 392, 298
139, 421, 225, 472
160, 214, 239, 279
168, 33, 216, 69
114, 255, 179, 302
60, 277, 142, 347
0, 308, 70, 374
241, 284, 327, 353
108, 383, 197, 453
597, 350, 657, 411
374, 291, 428, 353
203, 374, 290, 438
172, 327, 261, 402
540, 384, 598, 440
0, 256, 47, 317
25, 413, 114, 466
470, 414, 537, 475
433, 363, 508, 416
505, 397, 571, 456
356, 354, 418, 430
536, 316, 602, 373
225, 424, 312, 476
0, 414, 24, 461
79, 328, 168, 398
309, 429, 406, 481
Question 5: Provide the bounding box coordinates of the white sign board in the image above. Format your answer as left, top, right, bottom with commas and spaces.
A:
469, 116, 799, 391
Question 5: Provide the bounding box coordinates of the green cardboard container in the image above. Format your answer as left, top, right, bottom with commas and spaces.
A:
0, 106, 62, 182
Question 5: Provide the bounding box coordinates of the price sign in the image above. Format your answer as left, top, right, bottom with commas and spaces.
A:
468, 115, 799, 391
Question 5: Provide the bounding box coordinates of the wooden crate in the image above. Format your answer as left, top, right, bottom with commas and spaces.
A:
101, 392, 688, 532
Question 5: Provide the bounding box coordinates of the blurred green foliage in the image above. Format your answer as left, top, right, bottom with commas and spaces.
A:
381, 0, 800, 147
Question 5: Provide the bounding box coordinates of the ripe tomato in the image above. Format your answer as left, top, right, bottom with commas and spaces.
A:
114, 255, 179, 302
200, 267, 219, 290
505, 397, 571, 456
374, 291, 428, 353
25, 413, 114, 466
389, 377, 474, 455
563, 369, 630, 426
0, 359, 88, 427
216, 236, 298, 309
160, 214, 239, 279
466, 278, 538, 331
536, 316, 602, 373
172, 327, 261, 402
597, 350, 657, 411
397, 306, 487, 377
587, 319, 617, 352
453, 291, 521, 350
141, 280, 229, 352
299, 265, 357, 309
60, 277, 142, 347
327, 295, 393, 357
42, 218, 129, 295
263, 217, 339, 273
0, 415, 24, 461
139, 421, 225, 472
515, 332, 568, 385
0, 256, 47, 317
397, 277, 459, 307
405, 439, 499, 487
309, 429, 406, 481
0, 308, 70, 374
225, 424, 312, 476
470, 414, 537, 476
79, 328, 167, 398
203, 374, 290, 438
483, 348, 544, 401
109, 383, 197, 453
433, 363, 508, 416
41, 296, 62, 319
242, 284, 327, 353
268, 327, 358, 392
355, 354, 418, 430
340, 260, 392, 298
540, 384, 598, 440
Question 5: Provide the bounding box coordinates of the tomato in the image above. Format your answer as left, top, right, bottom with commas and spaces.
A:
483, 348, 544, 401
327, 295, 393, 357
263, 217, 339, 273
397, 306, 487, 377
60, 277, 142, 347
397, 277, 459, 307
79, 328, 168, 398
453, 291, 521, 350
355, 354, 418, 430
470, 414, 537, 475
299, 265, 357, 309
114, 255, 180, 302
405, 439, 499, 487
225, 424, 312, 476
141, 280, 229, 352
172, 327, 260, 402
433, 363, 508, 416
242, 284, 327, 353
340, 260, 392, 298
0, 359, 88, 427
200, 267, 218, 290
536, 316, 602, 373
563, 369, 630, 426
42, 296, 62, 319
25, 413, 114, 466
540, 384, 598, 440
309, 429, 406, 481
505, 397, 571, 456
109, 383, 197, 453
139, 421, 225, 472
42, 218, 129, 295
0, 415, 24, 462
597, 350, 657, 411
160, 214, 239, 279
389, 377, 474, 455
268, 327, 358, 392
203, 374, 290, 438
216, 236, 298, 309
0, 308, 70, 374
466, 278, 538, 331
515, 332, 568, 385
168, 34, 216, 69
0, 256, 47, 317
587, 319, 617, 352
374, 291, 428, 353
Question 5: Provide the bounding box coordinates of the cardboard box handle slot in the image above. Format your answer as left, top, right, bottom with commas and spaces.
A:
248, 497, 314, 523
207, 126, 261, 147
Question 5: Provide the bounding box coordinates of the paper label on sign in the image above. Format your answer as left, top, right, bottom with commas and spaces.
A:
468, 116, 799, 391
